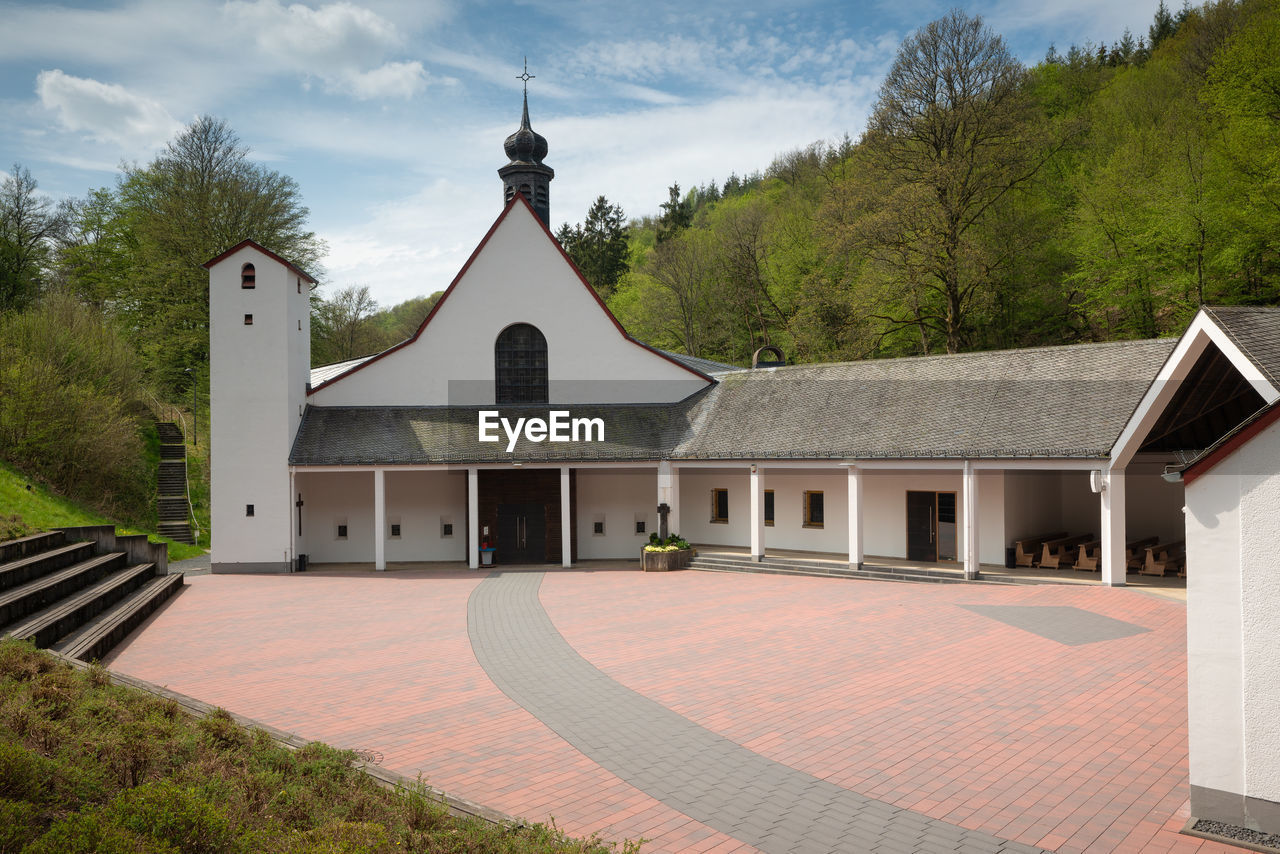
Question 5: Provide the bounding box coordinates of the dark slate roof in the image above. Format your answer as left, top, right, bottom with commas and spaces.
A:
289, 338, 1177, 465
659, 350, 743, 375
1204, 306, 1280, 390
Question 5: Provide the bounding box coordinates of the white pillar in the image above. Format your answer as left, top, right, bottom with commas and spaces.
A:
289, 468, 297, 572
657, 460, 673, 535
670, 465, 681, 536
560, 466, 572, 567
467, 467, 479, 570
1101, 467, 1126, 586
374, 468, 386, 571
963, 461, 979, 580
750, 464, 765, 561
847, 466, 863, 568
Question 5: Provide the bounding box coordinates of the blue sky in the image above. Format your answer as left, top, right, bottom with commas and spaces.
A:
1, 0, 1166, 307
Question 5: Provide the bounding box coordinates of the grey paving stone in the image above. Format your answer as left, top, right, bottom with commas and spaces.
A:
468, 570, 1048, 854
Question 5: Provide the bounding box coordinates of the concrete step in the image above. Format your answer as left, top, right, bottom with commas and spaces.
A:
155, 422, 184, 444
689, 557, 1026, 586
0, 552, 126, 627
157, 522, 195, 545
2, 563, 156, 648
159, 444, 185, 460
0, 530, 67, 564
0, 540, 95, 593
56, 573, 184, 662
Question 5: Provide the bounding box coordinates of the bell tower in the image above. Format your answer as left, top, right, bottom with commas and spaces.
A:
498, 59, 554, 225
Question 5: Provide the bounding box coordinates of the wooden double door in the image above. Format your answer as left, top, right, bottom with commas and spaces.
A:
906, 491, 958, 563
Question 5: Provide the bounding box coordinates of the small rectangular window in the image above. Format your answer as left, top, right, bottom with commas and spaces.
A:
390, 523, 401, 538
635, 520, 646, 534
297, 278, 302, 294
245, 504, 254, 517
441, 522, 453, 537
244, 314, 253, 325
804, 491, 825, 529
764, 490, 774, 526
711, 488, 728, 523
336, 524, 348, 539
593, 521, 605, 535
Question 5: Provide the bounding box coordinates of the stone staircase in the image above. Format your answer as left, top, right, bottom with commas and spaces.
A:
0, 527, 183, 661
156, 421, 195, 545
689, 552, 1030, 585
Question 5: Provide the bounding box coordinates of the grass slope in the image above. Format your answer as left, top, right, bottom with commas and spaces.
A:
0, 461, 204, 562
0, 640, 637, 853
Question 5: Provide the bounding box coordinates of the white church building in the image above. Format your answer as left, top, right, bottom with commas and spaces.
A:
205, 93, 1280, 834
203, 92, 1218, 586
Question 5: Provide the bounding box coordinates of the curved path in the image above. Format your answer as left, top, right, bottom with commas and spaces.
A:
469, 569, 1044, 854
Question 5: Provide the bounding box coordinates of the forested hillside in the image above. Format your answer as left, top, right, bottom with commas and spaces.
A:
568, 0, 1280, 364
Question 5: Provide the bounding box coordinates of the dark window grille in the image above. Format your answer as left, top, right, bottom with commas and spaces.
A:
441, 523, 453, 537
635, 520, 645, 534
495, 323, 548, 404
336, 524, 348, 539
246, 504, 254, 517
712, 488, 729, 523
593, 521, 605, 535
390, 523, 401, 537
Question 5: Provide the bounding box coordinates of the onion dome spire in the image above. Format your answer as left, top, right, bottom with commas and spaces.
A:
498, 58, 554, 224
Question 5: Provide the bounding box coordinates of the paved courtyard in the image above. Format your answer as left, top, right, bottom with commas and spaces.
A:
105, 566, 1243, 853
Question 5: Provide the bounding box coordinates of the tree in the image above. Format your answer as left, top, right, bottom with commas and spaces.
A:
1150, 1, 1178, 50
311, 285, 381, 364
112, 116, 325, 393
0, 165, 67, 311
556, 196, 630, 297
856, 10, 1049, 353
656, 183, 693, 243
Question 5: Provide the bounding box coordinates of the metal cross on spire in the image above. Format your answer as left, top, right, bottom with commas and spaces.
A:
517, 57, 535, 95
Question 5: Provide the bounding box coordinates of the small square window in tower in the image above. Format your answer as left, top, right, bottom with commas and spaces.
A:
245, 504, 254, 517
244, 314, 253, 325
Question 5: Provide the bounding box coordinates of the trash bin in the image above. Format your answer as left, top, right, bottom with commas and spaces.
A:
296, 553, 308, 572
1004, 547, 1015, 569
480, 547, 495, 567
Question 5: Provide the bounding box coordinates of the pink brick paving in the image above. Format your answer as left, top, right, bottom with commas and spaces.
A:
105, 566, 1245, 854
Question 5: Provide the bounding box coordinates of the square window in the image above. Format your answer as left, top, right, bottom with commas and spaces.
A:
711, 488, 728, 523
764, 490, 774, 526
244, 314, 253, 325
390, 523, 401, 538
593, 521, 605, 535
441, 522, 454, 537
804, 491, 825, 529
245, 504, 254, 517
336, 524, 348, 539
635, 520, 646, 534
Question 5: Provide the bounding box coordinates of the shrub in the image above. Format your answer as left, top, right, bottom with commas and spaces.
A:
0, 796, 45, 852
105, 780, 234, 854
0, 293, 152, 521
21, 810, 175, 854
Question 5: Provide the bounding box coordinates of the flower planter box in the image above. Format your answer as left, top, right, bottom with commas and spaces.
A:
642, 547, 692, 572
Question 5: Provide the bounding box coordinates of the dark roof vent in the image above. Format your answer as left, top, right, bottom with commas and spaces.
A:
752, 346, 786, 369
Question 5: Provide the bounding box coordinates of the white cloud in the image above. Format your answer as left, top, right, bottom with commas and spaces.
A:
224, 0, 436, 98
35, 70, 181, 151
343, 60, 429, 99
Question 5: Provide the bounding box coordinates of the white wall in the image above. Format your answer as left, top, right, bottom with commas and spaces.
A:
310, 202, 709, 407
575, 468, 656, 560
1187, 417, 1280, 831
298, 470, 467, 564
209, 245, 311, 571
678, 466, 1004, 564
1003, 471, 1064, 542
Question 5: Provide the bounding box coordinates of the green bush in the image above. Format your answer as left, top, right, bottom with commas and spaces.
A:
0, 293, 153, 522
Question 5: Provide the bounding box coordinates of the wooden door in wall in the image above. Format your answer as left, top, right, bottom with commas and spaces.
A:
906, 491, 959, 563
906, 491, 937, 562
496, 503, 546, 564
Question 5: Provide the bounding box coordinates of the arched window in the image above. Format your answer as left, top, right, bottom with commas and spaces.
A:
495, 323, 548, 404
241, 263, 256, 289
